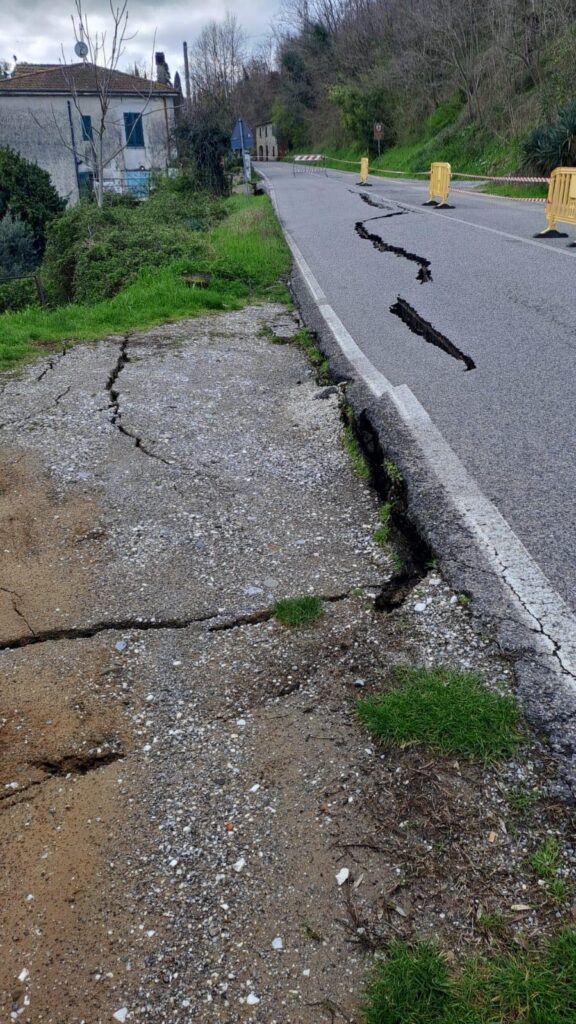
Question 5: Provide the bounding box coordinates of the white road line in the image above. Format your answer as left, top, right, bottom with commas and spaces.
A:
260, 169, 576, 681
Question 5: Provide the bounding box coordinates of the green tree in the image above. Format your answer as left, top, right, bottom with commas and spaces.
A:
329, 82, 396, 153
0, 147, 65, 255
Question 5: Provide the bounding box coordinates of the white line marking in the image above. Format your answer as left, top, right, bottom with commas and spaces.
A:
260, 168, 576, 681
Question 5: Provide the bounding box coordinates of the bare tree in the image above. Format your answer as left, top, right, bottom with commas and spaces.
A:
192, 12, 247, 119
31, 1, 157, 206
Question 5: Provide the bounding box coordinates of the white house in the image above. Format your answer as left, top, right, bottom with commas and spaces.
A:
0, 56, 179, 203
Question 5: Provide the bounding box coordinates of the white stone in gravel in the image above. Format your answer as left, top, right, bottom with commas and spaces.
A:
336, 868, 350, 886
414, 602, 427, 612
272, 936, 283, 950
233, 857, 246, 872
246, 993, 260, 1005
352, 678, 366, 688
113, 1009, 128, 1023
18, 969, 29, 983
115, 641, 127, 652
249, 784, 260, 793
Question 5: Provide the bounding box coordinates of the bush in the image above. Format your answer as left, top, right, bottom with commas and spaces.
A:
523, 100, 576, 173
0, 276, 38, 314
43, 190, 212, 305
0, 147, 65, 255
0, 214, 39, 281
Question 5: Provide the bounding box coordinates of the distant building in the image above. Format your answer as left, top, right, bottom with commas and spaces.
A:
255, 122, 280, 161
0, 55, 179, 203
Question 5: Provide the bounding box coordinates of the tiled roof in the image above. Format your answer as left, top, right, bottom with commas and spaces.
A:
0, 63, 177, 95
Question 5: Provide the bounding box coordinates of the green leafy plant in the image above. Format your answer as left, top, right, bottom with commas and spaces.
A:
0, 146, 65, 255
0, 215, 38, 281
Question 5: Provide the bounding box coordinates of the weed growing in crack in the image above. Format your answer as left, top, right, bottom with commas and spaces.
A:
373, 503, 393, 546
342, 424, 371, 481
273, 595, 323, 627
262, 324, 331, 383
383, 458, 403, 484
362, 931, 576, 1024
356, 665, 522, 760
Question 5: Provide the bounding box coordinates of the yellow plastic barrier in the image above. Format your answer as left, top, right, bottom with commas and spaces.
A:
359, 157, 369, 185
537, 167, 576, 237
425, 162, 452, 207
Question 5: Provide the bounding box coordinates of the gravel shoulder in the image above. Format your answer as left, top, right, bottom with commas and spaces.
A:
1, 305, 574, 1023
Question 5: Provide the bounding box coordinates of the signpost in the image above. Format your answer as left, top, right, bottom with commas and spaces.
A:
373, 122, 384, 157
231, 117, 254, 194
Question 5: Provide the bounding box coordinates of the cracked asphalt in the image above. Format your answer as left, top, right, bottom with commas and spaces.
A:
1, 304, 573, 1023
259, 163, 576, 613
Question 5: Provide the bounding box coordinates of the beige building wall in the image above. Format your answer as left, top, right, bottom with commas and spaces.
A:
255, 123, 279, 161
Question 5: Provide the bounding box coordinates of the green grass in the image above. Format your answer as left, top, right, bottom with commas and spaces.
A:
273, 595, 323, 627
356, 665, 521, 760
0, 194, 291, 372
373, 503, 393, 547
342, 424, 371, 481
477, 182, 548, 199
313, 120, 523, 182
363, 931, 576, 1024
529, 837, 561, 880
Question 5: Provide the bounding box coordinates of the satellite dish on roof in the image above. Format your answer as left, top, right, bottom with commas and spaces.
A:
74, 40, 88, 59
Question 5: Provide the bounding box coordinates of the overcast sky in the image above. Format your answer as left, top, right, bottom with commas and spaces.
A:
0, 0, 282, 82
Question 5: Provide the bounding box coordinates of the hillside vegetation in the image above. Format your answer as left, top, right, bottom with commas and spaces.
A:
229, 0, 576, 176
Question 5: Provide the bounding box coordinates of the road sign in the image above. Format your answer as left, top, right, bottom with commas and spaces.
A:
373, 122, 384, 141
231, 118, 254, 153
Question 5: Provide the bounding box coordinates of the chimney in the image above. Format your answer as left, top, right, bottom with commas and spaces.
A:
155, 51, 170, 85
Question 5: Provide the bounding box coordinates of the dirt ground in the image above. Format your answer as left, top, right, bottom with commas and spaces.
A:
0, 307, 574, 1023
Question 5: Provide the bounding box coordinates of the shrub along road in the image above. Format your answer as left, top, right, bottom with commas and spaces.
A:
0, 305, 575, 1022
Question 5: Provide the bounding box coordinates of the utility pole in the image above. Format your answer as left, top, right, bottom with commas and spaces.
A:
183, 41, 192, 113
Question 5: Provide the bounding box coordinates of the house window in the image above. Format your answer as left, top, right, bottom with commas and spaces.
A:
124, 112, 144, 148
81, 114, 92, 141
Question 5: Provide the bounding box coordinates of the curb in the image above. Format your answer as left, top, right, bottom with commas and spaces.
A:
257, 166, 576, 794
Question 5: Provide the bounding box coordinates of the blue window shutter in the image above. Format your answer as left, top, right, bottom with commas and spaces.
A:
124, 112, 144, 148
81, 114, 92, 141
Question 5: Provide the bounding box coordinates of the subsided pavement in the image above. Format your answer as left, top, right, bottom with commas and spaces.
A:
1, 306, 574, 1023
256, 162, 576, 790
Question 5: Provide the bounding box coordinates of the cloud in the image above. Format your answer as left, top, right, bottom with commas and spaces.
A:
0, 0, 281, 80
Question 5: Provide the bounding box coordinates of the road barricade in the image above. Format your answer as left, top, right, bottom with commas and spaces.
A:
292, 155, 326, 175
536, 167, 576, 239
424, 162, 452, 207
358, 157, 369, 185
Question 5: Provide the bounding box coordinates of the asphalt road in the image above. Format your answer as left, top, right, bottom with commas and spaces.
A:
260, 163, 576, 614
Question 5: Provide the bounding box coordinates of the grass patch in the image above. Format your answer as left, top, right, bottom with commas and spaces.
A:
342, 424, 371, 481
363, 931, 576, 1024
530, 836, 561, 880
356, 665, 521, 761
0, 193, 291, 372
273, 595, 323, 627
477, 182, 548, 199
